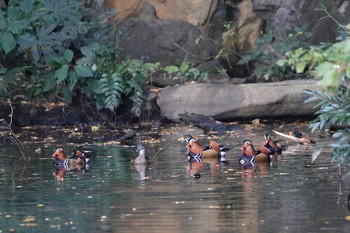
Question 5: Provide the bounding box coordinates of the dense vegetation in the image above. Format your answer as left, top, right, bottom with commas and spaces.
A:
0, 0, 207, 118
0, 0, 156, 117
277, 6, 350, 165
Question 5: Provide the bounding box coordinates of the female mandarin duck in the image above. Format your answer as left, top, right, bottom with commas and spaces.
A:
131, 144, 150, 181
131, 144, 150, 165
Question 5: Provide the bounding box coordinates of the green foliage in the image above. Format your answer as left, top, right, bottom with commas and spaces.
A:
238, 27, 312, 80
305, 86, 350, 164
0, 0, 156, 117
280, 37, 350, 91
0, 0, 98, 102
163, 60, 208, 81
91, 56, 159, 116
285, 5, 350, 165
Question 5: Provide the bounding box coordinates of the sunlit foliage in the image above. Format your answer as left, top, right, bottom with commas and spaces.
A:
281, 4, 350, 164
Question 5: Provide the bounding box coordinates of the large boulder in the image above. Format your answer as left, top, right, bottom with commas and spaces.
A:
105, 0, 219, 27
115, 17, 219, 66
156, 80, 320, 121
102, 0, 350, 79
274, 0, 350, 43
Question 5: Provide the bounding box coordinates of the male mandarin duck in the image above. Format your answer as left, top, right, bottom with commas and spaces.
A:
241, 139, 270, 165
52, 148, 91, 169
131, 144, 150, 165
186, 138, 221, 160
259, 132, 281, 155
219, 145, 232, 164
239, 140, 256, 170
182, 134, 230, 162
74, 150, 93, 163
182, 134, 194, 144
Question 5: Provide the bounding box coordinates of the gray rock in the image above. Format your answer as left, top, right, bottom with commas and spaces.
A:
115, 18, 219, 66
156, 80, 320, 121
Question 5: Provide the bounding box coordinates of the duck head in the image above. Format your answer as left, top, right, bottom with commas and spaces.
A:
52, 148, 67, 160
263, 133, 271, 144
186, 139, 203, 155
182, 134, 193, 144
241, 140, 256, 156
136, 144, 146, 156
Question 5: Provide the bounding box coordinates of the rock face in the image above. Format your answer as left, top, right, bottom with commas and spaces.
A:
115, 18, 219, 66
156, 80, 320, 122
107, 0, 350, 78
105, 0, 219, 27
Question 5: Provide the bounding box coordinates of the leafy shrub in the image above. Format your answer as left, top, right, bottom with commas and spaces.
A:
282, 5, 350, 165
0, 0, 94, 101
237, 27, 312, 80
163, 60, 208, 81
0, 0, 158, 116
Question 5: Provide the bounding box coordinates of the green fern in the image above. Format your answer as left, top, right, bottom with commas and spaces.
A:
130, 90, 145, 117
100, 73, 124, 111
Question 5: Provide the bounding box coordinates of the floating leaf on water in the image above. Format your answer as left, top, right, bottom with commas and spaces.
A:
23, 215, 36, 223
279, 173, 289, 176
174, 201, 186, 204
91, 125, 100, 132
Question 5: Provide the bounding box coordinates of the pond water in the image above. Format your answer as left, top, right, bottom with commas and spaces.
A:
1, 123, 350, 233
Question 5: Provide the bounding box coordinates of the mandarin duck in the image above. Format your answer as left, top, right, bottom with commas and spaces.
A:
260, 132, 281, 155
290, 131, 316, 145
131, 144, 150, 165
239, 140, 256, 170
241, 139, 270, 165
74, 150, 93, 163
219, 145, 232, 164
186, 138, 221, 161
52, 148, 90, 169
182, 134, 194, 144
272, 130, 316, 146
182, 134, 229, 162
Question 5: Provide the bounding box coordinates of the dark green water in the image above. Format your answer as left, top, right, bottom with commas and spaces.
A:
1, 124, 350, 233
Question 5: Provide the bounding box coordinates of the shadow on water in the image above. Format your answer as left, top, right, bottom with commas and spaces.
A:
1, 123, 350, 232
